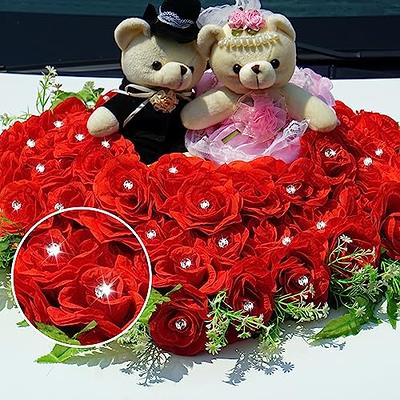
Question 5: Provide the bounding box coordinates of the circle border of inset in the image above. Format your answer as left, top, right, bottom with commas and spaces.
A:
11, 206, 153, 349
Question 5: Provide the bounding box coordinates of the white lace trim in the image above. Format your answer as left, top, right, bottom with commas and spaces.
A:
158, 10, 195, 29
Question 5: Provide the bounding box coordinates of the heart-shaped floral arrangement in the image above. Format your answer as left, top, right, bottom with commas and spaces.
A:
1, 71, 400, 367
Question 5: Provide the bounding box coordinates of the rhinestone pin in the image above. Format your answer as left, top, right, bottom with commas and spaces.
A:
199, 199, 211, 210
282, 236, 292, 246
75, 133, 85, 142
286, 185, 297, 195
35, 163, 45, 174
363, 157, 373, 167
54, 203, 64, 211
324, 148, 337, 158
46, 242, 61, 257
11, 200, 22, 211
53, 120, 64, 128
26, 138, 36, 148
298, 275, 309, 287
146, 229, 157, 240
175, 318, 188, 331
101, 140, 111, 149
316, 221, 327, 230
95, 282, 113, 299
180, 258, 192, 269
168, 166, 179, 174
243, 300, 255, 313
375, 148, 383, 157
123, 180, 134, 190
218, 237, 229, 249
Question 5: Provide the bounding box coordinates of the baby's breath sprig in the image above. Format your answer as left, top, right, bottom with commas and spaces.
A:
0, 111, 31, 130
274, 286, 330, 323
0, 234, 21, 271
381, 258, 400, 328
35, 66, 60, 113
206, 291, 268, 355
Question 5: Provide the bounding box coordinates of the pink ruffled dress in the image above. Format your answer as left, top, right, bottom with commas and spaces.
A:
185, 67, 335, 164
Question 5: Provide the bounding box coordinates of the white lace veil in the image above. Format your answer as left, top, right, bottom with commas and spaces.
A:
197, 0, 273, 28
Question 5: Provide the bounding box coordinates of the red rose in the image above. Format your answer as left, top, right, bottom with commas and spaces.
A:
153, 242, 225, 294
268, 233, 330, 304
226, 256, 275, 323
276, 158, 331, 207
161, 173, 242, 235
373, 182, 400, 259
149, 153, 212, 209
47, 182, 96, 211
149, 285, 208, 356
47, 255, 148, 345
0, 180, 47, 234
93, 155, 152, 224
0, 151, 23, 189
218, 164, 288, 218
134, 218, 189, 260
301, 131, 357, 186
72, 135, 137, 185
206, 224, 250, 264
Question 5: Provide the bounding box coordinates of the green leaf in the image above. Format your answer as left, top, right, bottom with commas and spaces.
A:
386, 289, 399, 329
313, 297, 379, 341
17, 320, 29, 328
35, 322, 80, 345
36, 345, 82, 364
72, 320, 97, 340
138, 287, 179, 324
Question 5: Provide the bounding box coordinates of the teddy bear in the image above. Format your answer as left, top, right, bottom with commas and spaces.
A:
87, 0, 207, 164
181, 4, 338, 164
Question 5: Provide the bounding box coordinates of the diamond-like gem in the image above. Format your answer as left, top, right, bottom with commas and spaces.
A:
180, 258, 192, 269
35, 163, 45, 174
324, 148, 337, 158
175, 318, 188, 331
218, 237, 229, 248
26, 139, 36, 148
363, 157, 373, 167
168, 166, 179, 174
75, 133, 85, 142
243, 300, 254, 313
123, 180, 134, 190
46, 242, 61, 257
199, 199, 211, 210
53, 120, 64, 128
316, 221, 327, 230
286, 185, 297, 195
282, 236, 292, 246
11, 200, 22, 211
298, 275, 309, 287
146, 229, 157, 240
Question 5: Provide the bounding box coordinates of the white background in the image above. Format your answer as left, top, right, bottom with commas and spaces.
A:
1, 73, 400, 400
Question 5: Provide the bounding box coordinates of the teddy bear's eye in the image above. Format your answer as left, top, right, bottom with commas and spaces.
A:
270, 59, 280, 69
233, 64, 242, 74
152, 61, 163, 71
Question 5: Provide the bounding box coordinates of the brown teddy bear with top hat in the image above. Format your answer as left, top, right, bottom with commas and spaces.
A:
87, 0, 207, 164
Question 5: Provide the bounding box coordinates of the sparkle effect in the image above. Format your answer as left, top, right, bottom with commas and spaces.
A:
35, 163, 45, 174
375, 148, 383, 157
218, 237, 229, 249
46, 242, 61, 257
243, 300, 255, 313
199, 199, 211, 210
11, 200, 22, 211
286, 184, 297, 195
282, 236, 292, 246
101, 140, 111, 149
75, 133, 85, 142
26, 138, 36, 148
324, 148, 337, 158
95, 282, 114, 300
297, 275, 309, 287
316, 221, 327, 230
146, 229, 157, 240
175, 318, 188, 331
54, 203, 64, 211
180, 258, 192, 269
363, 157, 373, 167
123, 180, 134, 190
168, 166, 179, 174
53, 120, 64, 128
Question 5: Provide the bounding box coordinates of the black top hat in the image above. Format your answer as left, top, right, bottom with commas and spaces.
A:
143, 0, 202, 43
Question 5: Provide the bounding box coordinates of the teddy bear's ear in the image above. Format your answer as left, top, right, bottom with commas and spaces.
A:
197, 25, 225, 58
114, 18, 151, 51
266, 14, 296, 41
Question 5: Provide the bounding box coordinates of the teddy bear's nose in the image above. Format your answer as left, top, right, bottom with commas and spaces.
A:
251, 65, 261, 74
180, 65, 188, 76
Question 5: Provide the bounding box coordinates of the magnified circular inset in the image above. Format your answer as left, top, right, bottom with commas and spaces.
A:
11, 207, 152, 347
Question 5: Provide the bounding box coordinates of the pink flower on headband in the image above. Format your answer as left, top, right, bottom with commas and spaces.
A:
228, 9, 246, 30
245, 10, 266, 31
228, 9, 266, 32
